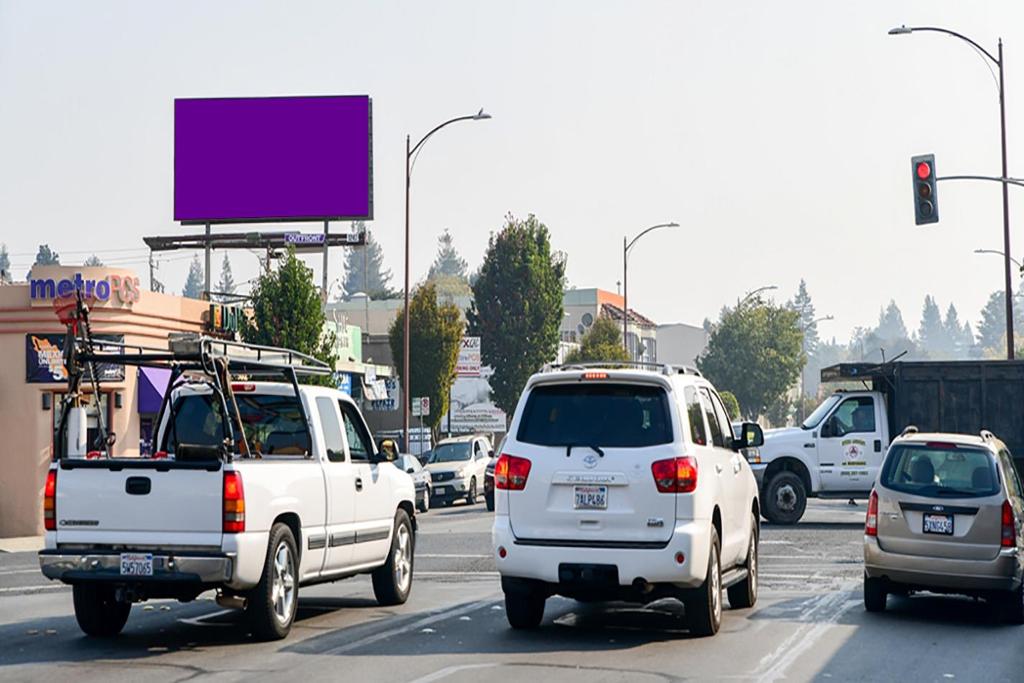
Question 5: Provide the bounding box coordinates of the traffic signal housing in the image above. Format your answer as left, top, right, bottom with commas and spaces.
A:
911, 154, 939, 225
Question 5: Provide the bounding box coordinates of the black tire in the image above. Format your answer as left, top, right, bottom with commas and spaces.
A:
72, 584, 131, 637
245, 523, 299, 640
864, 574, 887, 613
728, 516, 759, 609
763, 471, 807, 525
372, 509, 415, 606
687, 526, 723, 637
1000, 582, 1024, 624
417, 488, 430, 514
466, 477, 478, 505
485, 491, 495, 512
504, 590, 545, 629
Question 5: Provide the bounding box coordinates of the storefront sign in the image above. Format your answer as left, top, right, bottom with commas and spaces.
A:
206, 304, 242, 336
29, 273, 141, 305
335, 372, 353, 395
456, 336, 482, 377
365, 377, 399, 412
284, 232, 327, 246
26, 334, 125, 383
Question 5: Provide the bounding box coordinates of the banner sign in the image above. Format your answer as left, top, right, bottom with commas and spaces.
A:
26, 334, 125, 383
446, 366, 507, 433
284, 232, 327, 246
456, 336, 482, 377
365, 377, 399, 412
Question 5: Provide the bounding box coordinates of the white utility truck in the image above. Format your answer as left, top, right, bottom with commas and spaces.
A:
39, 321, 415, 640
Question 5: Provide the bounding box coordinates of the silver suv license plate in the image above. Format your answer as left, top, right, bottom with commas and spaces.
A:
574, 485, 608, 510
120, 553, 154, 576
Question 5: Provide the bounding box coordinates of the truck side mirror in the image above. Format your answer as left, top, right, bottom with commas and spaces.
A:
820, 419, 834, 439
734, 422, 764, 449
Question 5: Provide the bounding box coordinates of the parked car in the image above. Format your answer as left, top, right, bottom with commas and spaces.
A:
863, 428, 1024, 621
492, 363, 763, 636
39, 337, 417, 640
394, 453, 432, 513
425, 435, 493, 506
484, 436, 506, 512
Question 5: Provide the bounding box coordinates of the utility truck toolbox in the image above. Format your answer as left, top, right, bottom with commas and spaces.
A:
39, 296, 416, 641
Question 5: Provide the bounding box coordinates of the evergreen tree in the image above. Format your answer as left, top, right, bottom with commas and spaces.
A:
182, 255, 204, 299
850, 301, 917, 360
943, 303, 973, 359
976, 290, 1024, 355
342, 224, 396, 299
790, 279, 819, 357
28, 244, 59, 277
917, 295, 947, 357
0, 243, 10, 283
216, 253, 236, 295
83, 254, 104, 267
427, 229, 469, 280
564, 317, 630, 364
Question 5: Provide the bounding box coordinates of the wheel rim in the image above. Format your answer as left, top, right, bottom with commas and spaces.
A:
423, 490, 430, 511
272, 541, 296, 626
749, 531, 758, 601
394, 524, 412, 593
711, 547, 721, 624
775, 483, 797, 512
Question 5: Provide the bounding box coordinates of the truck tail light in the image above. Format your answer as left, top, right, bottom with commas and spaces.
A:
43, 470, 57, 532
1002, 500, 1016, 548
865, 489, 878, 537
495, 454, 531, 491
223, 471, 245, 533
651, 457, 698, 493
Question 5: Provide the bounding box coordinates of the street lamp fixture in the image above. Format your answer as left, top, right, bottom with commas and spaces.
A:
622, 222, 680, 357
974, 248, 1023, 272
889, 24, 1013, 359
739, 285, 778, 308
402, 110, 491, 452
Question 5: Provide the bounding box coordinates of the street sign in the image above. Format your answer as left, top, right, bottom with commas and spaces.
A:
456, 336, 482, 377
284, 232, 327, 246
412, 396, 430, 417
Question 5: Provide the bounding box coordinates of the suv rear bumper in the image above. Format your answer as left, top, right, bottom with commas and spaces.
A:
492, 516, 710, 588
39, 549, 233, 585
864, 536, 1022, 592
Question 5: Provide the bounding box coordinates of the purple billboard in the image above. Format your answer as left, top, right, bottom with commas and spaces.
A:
174, 95, 372, 223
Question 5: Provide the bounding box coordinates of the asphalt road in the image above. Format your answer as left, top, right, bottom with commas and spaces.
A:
2, 500, 1023, 682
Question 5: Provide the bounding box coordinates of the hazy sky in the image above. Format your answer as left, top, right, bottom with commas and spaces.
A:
2, 1, 1023, 343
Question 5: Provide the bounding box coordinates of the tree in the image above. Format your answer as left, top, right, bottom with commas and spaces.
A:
217, 253, 236, 296
28, 244, 59, 277
83, 254, 103, 267
766, 394, 793, 428
342, 224, 397, 300
0, 243, 10, 283
468, 213, 566, 415
427, 229, 469, 280
696, 302, 804, 419
388, 282, 464, 439
564, 316, 630, 364
790, 279, 819, 357
976, 290, 1024, 356
850, 300, 917, 360
240, 248, 337, 384
719, 391, 741, 421
943, 303, 973, 359
182, 255, 204, 299
917, 295, 947, 358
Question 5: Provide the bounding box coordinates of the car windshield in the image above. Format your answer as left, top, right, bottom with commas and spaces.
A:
164, 391, 310, 456
880, 444, 1001, 498
802, 394, 842, 430
428, 443, 472, 463
517, 383, 672, 448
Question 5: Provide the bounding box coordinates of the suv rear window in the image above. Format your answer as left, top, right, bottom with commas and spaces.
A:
517, 383, 672, 448
880, 444, 1001, 498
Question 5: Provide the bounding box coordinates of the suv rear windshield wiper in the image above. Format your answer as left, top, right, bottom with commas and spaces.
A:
564, 443, 605, 458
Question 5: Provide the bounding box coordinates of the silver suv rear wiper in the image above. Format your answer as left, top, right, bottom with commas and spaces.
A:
564, 443, 605, 458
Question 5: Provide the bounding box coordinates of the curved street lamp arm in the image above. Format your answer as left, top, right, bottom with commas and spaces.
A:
898, 26, 999, 65
410, 115, 482, 158
626, 222, 679, 254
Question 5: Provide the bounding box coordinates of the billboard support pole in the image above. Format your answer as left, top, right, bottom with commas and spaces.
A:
322, 220, 330, 306
204, 223, 211, 301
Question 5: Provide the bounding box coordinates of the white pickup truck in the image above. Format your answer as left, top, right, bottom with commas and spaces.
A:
39, 338, 416, 640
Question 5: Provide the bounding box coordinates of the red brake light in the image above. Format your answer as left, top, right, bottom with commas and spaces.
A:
651, 457, 699, 493
223, 471, 245, 533
231, 383, 255, 392
495, 454, 531, 491
43, 470, 57, 531
582, 372, 608, 380
152, 450, 168, 460
1002, 500, 1016, 548
865, 489, 878, 537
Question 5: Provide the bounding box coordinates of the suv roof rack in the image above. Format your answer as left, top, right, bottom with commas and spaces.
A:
541, 360, 702, 378
900, 425, 919, 437
980, 429, 996, 441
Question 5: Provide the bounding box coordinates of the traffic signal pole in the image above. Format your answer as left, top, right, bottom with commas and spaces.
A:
998, 39, 1013, 359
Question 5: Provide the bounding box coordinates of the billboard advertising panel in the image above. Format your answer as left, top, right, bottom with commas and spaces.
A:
175, 95, 372, 223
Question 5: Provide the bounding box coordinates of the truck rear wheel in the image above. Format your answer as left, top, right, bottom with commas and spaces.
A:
72, 584, 131, 637
763, 471, 807, 525
372, 509, 414, 606
246, 523, 299, 640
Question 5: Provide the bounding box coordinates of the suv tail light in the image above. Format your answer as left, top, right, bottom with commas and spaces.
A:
495, 454, 531, 491
43, 469, 57, 531
865, 489, 878, 537
1002, 500, 1016, 548
651, 457, 698, 493
223, 471, 245, 533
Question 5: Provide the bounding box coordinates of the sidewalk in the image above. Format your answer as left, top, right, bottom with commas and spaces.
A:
0, 536, 44, 553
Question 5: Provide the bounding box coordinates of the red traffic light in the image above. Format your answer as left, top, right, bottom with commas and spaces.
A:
916, 161, 932, 180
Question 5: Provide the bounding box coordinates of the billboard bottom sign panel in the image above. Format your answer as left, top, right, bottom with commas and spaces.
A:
445, 369, 507, 433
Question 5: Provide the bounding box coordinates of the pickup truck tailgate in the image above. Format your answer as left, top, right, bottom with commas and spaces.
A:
54, 463, 223, 547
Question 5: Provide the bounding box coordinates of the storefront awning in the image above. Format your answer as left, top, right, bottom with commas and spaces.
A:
138, 367, 171, 414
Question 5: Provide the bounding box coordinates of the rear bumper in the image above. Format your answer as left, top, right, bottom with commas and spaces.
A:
864, 536, 1022, 592
38, 549, 233, 585
492, 516, 710, 589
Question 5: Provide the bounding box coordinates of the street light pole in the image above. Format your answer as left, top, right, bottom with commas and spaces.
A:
890, 25, 1013, 359
974, 248, 1023, 271
622, 222, 680, 358
402, 110, 491, 453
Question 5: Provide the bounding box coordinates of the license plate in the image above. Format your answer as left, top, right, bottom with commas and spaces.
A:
923, 513, 954, 536
120, 553, 154, 576
434, 486, 447, 495
574, 485, 608, 510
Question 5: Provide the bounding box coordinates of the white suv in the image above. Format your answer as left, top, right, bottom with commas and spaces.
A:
492, 364, 763, 636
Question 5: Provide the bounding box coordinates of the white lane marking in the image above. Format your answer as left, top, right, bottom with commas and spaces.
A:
326, 598, 498, 655
407, 663, 498, 683
0, 569, 42, 576
417, 571, 499, 577
0, 584, 67, 594
417, 554, 491, 559
752, 586, 859, 683
178, 609, 235, 627
760, 540, 790, 544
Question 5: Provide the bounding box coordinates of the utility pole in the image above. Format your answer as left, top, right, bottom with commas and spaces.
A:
203, 223, 211, 301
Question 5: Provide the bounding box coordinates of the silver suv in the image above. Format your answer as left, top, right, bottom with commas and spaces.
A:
863, 429, 1024, 621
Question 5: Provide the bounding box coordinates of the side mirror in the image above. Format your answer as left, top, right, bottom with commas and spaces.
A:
820, 419, 834, 438
406, 467, 415, 474
489, 450, 495, 458
734, 422, 764, 449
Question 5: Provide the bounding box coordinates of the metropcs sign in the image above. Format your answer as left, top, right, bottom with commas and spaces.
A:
29, 272, 142, 305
